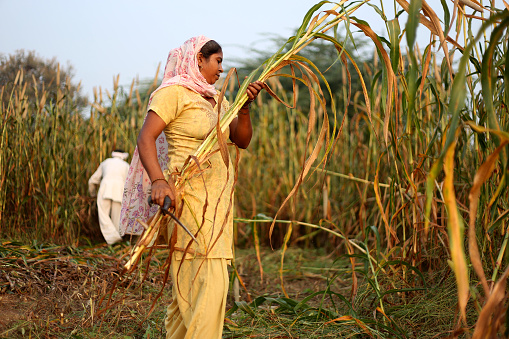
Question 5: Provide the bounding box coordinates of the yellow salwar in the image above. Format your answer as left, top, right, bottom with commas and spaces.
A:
148, 85, 233, 339
164, 254, 229, 339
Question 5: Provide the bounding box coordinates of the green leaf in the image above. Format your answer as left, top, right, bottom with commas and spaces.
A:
388, 19, 401, 73
481, 16, 509, 136
406, 0, 422, 52
235, 300, 256, 318
440, 0, 451, 34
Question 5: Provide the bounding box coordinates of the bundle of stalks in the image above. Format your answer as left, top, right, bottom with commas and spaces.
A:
123, 0, 368, 271
123, 210, 165, 271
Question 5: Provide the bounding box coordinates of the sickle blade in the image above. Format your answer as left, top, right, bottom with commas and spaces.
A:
167, 212, 198, 244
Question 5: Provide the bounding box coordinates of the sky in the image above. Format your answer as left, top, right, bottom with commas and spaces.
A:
0, 0, 502, 103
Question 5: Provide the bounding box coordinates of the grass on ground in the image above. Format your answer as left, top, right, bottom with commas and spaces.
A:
1, 240, 463, 338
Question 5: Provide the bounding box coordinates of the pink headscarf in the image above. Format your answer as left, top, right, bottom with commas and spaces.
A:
119, 36, 216, 235
156, 35, 217, 98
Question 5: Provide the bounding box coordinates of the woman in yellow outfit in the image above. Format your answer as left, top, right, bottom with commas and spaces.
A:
134, 36, 264, 339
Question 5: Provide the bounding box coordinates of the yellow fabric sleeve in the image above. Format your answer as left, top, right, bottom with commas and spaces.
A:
148, 86, 181, 125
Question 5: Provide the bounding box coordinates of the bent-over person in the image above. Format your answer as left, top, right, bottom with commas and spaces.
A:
88, 150, 129, 245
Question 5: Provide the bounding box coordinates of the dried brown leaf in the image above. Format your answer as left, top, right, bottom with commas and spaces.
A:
468, 141, 508, 296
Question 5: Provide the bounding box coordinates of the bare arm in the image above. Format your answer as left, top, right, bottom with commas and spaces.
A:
137, 110, 176, 207
229, 81, 265, 149
229, 114, 252, 149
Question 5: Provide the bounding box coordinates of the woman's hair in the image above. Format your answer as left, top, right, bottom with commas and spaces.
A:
200, 40, 222, 59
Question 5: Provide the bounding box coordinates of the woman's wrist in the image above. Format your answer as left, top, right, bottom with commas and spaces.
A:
239, 106, 250, 115
242, 98, 254, 109
151, 177, 167, 185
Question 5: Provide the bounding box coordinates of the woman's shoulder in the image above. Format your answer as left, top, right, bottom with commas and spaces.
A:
155, 85, 202, 99
154, 85, 185, 96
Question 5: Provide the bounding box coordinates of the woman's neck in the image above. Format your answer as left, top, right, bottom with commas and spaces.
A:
202, 96, 216, 108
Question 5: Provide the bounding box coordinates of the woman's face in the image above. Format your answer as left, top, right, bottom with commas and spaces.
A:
198, 51, 223, 85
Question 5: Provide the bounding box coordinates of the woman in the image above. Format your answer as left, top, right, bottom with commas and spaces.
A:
121, 36, 264, 338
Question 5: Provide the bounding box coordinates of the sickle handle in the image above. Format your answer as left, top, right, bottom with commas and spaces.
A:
147, 196, 172, 212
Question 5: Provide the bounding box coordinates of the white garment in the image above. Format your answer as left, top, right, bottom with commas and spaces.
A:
89, 156, 130, 244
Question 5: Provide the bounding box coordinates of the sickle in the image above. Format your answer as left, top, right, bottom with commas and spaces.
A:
148, 196, 198, 244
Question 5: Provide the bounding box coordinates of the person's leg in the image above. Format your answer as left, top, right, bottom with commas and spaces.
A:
96, 194, 122, 245
165, 254, 229, 339
110, 200, 122, 232
165, 285, 189, 339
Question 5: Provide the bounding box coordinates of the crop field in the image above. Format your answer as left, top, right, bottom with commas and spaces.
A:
0, 241, 460, 338
2, 0, 509, 337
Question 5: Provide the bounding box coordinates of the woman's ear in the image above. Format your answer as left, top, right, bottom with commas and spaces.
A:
197, 52, 203, 69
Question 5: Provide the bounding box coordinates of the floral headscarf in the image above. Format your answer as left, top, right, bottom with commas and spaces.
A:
156, 35, 217, 98
119, 36, 215, 235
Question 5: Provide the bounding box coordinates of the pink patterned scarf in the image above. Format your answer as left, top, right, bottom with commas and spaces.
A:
119, 35, 216, 235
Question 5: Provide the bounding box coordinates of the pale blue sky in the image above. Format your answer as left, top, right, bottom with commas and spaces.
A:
0, 0, 499, 102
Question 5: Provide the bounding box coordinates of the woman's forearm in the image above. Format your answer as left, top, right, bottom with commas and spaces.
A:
229, 81, 264, 148
231, 110, 253, 148
137, 111, 176, 206
137, 132, 165, 181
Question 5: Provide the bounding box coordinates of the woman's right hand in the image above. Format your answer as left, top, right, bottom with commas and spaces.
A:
151, 179, 176, 208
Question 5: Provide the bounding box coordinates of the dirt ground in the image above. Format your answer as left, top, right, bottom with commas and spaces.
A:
0, 241, 343, 338
0, 295, 25, 330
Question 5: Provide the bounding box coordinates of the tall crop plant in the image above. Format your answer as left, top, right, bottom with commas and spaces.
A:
0, 70, 154, 244
230, 0, 509, 336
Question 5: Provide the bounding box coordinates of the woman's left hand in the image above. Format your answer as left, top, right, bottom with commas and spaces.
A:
243, 81, 265, 107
